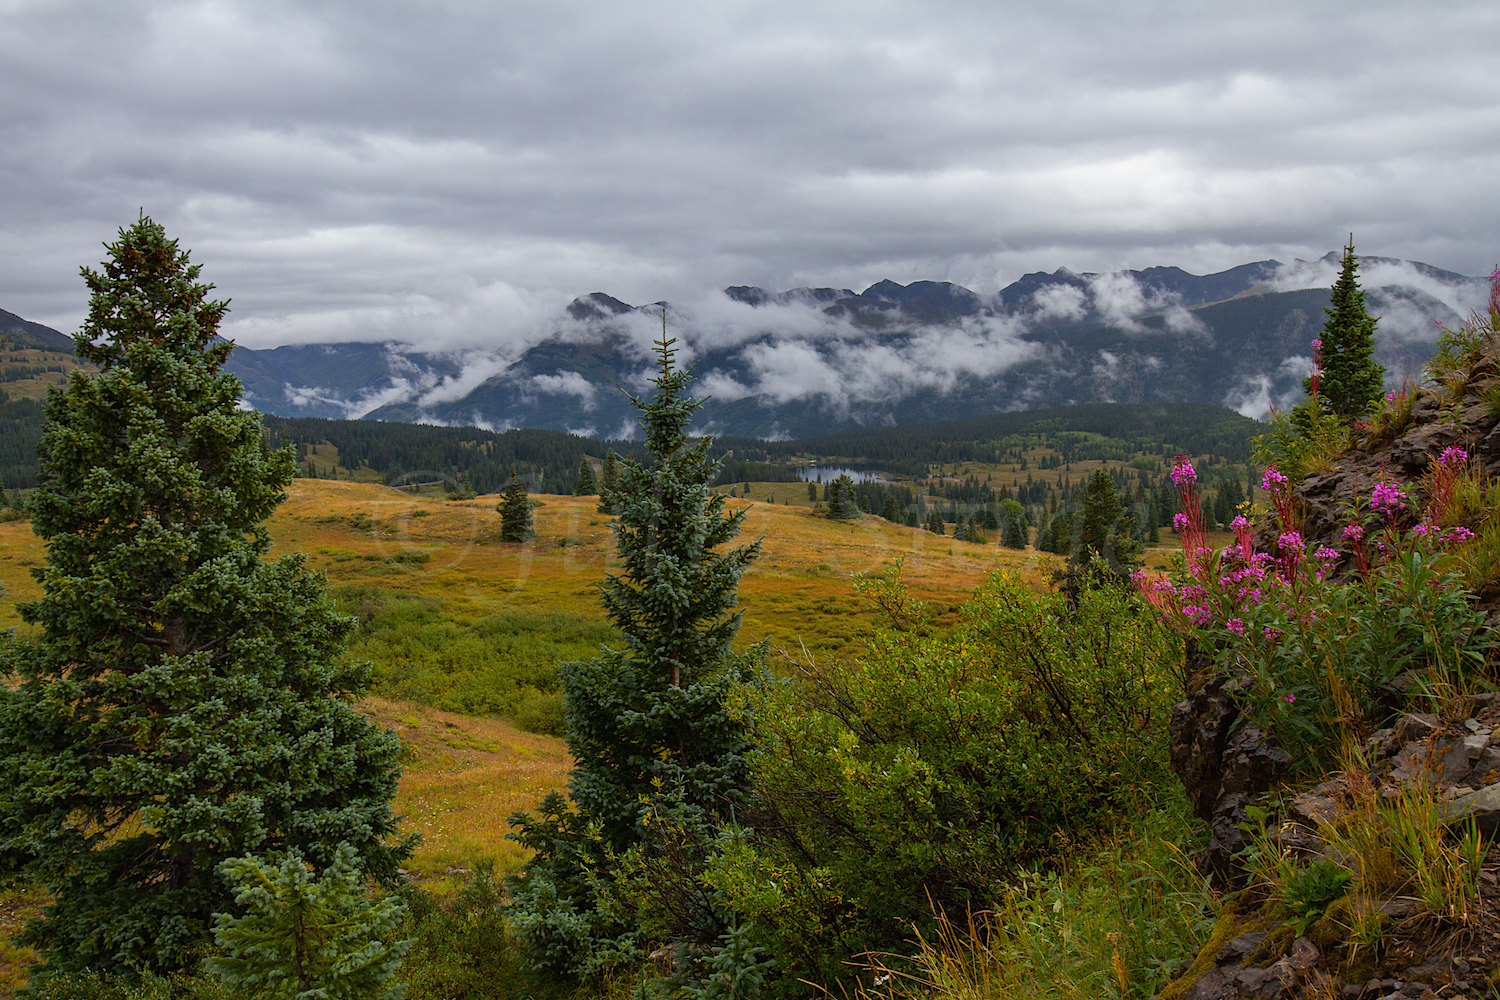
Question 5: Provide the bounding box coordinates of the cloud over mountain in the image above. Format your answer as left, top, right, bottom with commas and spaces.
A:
211, 252, 1488, 436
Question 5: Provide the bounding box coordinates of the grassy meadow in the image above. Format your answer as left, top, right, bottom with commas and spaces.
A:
0, 474, 1212, 995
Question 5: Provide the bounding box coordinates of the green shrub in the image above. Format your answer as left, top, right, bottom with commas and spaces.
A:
329, 585, 620, 721
1280, 860, 1350, 936
514, 688, 567, 735
846, 797, 1216, 1000
719, 568, 1183, 990
396, 866, 604, 1000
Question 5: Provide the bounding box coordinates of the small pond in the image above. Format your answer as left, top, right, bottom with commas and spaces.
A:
795, 466, 887, 484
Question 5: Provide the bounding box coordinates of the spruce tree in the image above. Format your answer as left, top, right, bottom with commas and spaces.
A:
507, 337, 763, 976
881, 493, 901, 522
574, 457, 598, 496
597, 451, 622, 513
1071, 469, 1141, 583
498, 465, 535, 541
826, 474, 860, 519
925, 509, 947, 535
206, 844, 411, 999
0, 217, 410, 979
1312, 237, 1385, 418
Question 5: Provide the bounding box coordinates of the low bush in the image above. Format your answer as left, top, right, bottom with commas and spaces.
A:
832, 797, 1217, 1000
717, 566, 1185, 991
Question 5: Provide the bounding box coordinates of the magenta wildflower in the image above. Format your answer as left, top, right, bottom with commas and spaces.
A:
1310, 339, 1322, 351
1439, 445, 1468, 468
1173, 512, 1190, 533
1277, 531, 1305, 552
1261, 466, 1288, 492
1370, 480, 1406, 516
1283, 693, 1296, 703
1386, 391, 1396, 403
1170, 457, 1197, 487
1315, 546, 1338, 561
1230, 515, 1249, 531
1226, 618, 1246, 635
1444, 525, 1476, 545
1263, 626, 1283, 640
1341, 524, 1364, 543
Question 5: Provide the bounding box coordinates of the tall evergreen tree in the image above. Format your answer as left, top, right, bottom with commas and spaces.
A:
506, 337, 763, 976
925, 509, 947, 535
574, 457, 598, 496
0, 217, 410, 979
1310, 237, 1385, 418
498, 465, 534, 542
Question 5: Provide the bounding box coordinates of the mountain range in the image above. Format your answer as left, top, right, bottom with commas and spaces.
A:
9, 253, 1490, 441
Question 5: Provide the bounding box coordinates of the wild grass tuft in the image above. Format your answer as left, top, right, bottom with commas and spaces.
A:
828, 799, 1217, 1000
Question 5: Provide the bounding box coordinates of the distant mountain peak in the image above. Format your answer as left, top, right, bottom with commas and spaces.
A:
567, 292, 635, 321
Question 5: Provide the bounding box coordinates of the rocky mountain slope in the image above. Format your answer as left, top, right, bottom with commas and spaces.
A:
1162, 319, 1500, 999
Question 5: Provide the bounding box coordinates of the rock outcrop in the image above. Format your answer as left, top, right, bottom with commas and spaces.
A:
1161, 327, 1500, 998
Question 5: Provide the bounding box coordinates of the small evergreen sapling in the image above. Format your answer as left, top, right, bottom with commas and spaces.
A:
0, 217, 411, 979
598, 451, 622, 513
825, 474, 860, 519
206, 844, 412, 1000
574, 457, 598, 496
498, 464, 534, 542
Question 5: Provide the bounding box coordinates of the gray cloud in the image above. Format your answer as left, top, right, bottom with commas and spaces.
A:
2, 0, 1497, 354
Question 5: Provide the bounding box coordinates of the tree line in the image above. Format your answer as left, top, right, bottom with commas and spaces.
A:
713, 401, 1261, 476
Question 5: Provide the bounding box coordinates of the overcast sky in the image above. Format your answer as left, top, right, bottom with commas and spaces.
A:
3, 0, 1497, 351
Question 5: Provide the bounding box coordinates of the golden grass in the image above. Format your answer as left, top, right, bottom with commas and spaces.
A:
0, 479, 1214, 641
0, 885, 45, 998
361, 697, 572, 882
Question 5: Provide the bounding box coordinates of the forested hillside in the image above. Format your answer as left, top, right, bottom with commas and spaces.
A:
719, 401, 1262, 476
260, 415, 617, 495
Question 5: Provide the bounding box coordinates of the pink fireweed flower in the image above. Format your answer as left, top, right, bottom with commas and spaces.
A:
1370, 480, 1406, 517
1310, 339, 1322, 351
1261, 466, 1288, 492
1410, 523, 1434, 537
1341, 524, 1364, 543
1263, 626, 1283, 640
1226, 618, 1246, 635
1230, 515, 1254, 560
1386, 391, 1397, 403
1276, 530, 1305, 579
1315, 547, 1338, 561
1283, 693, 1296, 703
1427, 447, 1467, 524
1170, 457, 1197, 487
1443, 525, 1476, 545
1439, 446, 1468, 468
1173, 512, 1190, 533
